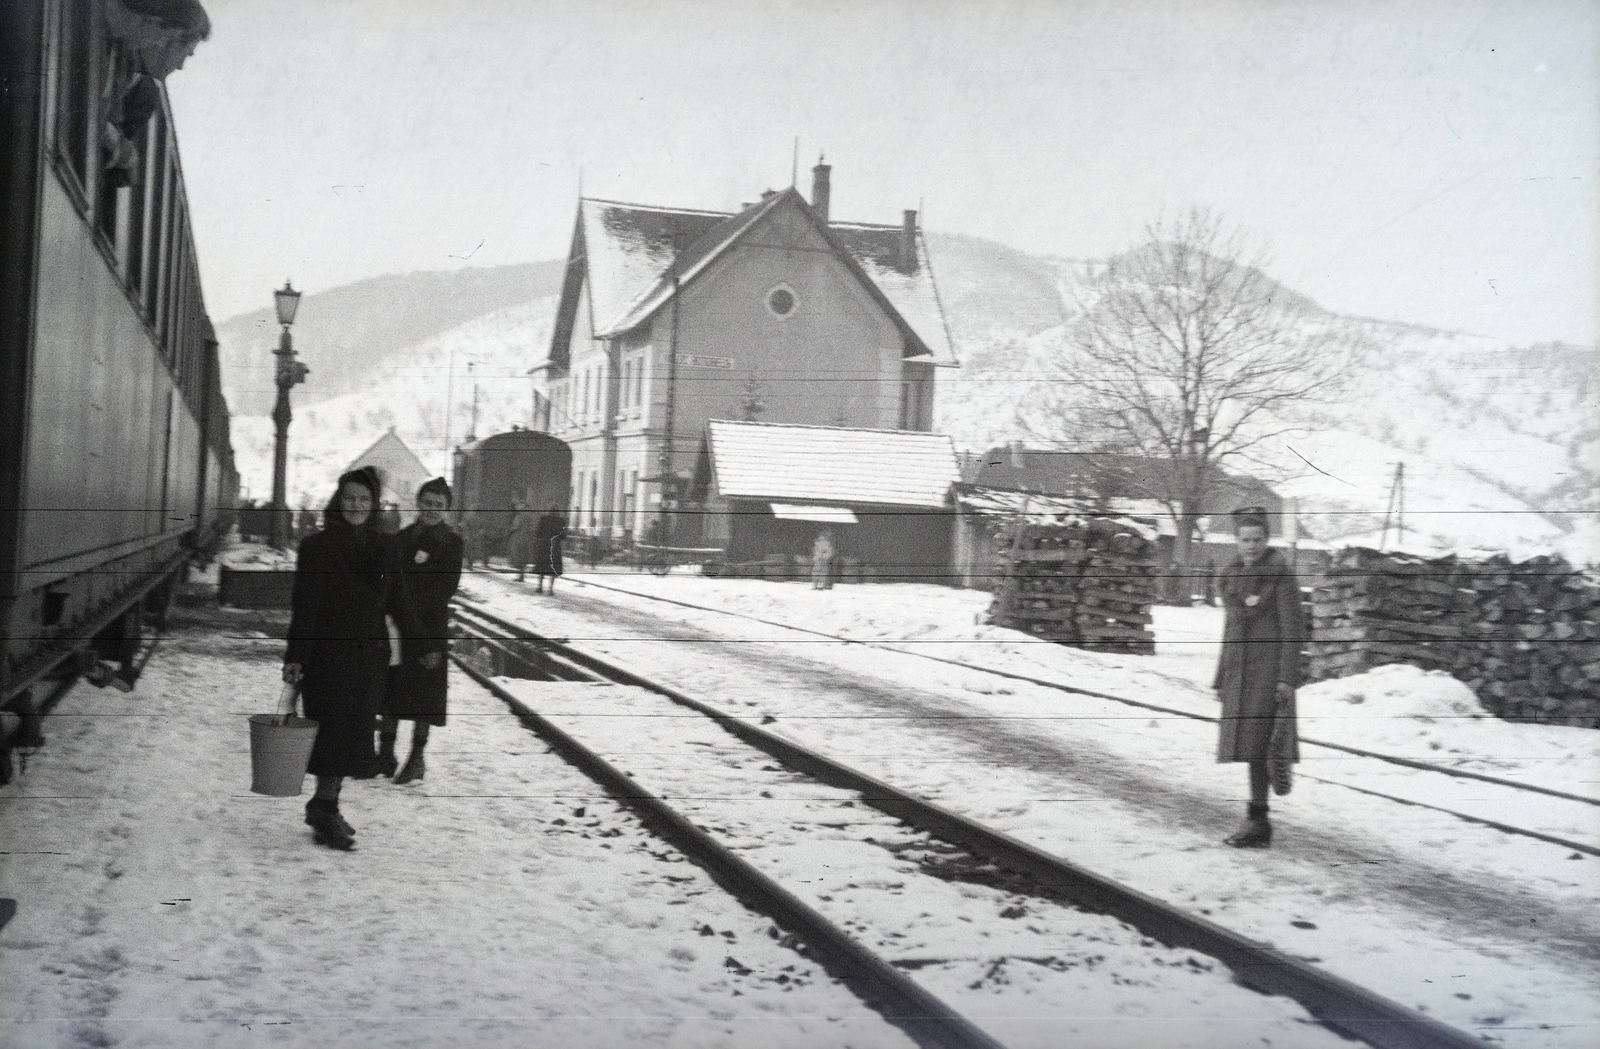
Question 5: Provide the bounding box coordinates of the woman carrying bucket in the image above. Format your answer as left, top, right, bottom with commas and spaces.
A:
282, 467, 393, 850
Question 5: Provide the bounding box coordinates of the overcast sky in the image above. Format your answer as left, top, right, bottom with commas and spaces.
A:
167, 0, 1596, 346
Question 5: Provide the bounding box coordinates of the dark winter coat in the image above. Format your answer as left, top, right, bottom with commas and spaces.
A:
532, 512, 566, 576
285, 517, 393, 777
384, 521, 464, 725
1213, 548, 1305, 763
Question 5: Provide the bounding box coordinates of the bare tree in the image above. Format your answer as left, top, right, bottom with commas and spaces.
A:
1021, 208, 1347, 584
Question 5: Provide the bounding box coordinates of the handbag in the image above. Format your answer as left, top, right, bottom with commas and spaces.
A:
1268, 688, 1295, 796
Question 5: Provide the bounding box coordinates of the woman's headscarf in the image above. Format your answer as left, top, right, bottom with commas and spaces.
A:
323, 467, 384, 534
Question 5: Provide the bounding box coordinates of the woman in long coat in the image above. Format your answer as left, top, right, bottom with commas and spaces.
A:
1212, 507, 1304, 848
283, 467, 392, 850
531, 505, 566, 594
380, 478, 464, 784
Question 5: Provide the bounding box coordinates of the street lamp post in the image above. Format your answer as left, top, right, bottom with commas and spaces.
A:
269, 280, 308, 549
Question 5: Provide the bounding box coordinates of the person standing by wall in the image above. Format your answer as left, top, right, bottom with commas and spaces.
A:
282, 467, 391, 851
380, 478, 464, 785
811, 530, 837, 590
532, 504, 567, 594
1212, 506, 1303, 848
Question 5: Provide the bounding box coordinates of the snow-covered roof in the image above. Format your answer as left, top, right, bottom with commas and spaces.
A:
707, 420, 960, 509
954, 484, 1163, 538
346, 430, 432, 505
565, 190, 955, 366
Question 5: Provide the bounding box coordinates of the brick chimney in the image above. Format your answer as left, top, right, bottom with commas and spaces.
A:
811, 155, 831, 223
900, 209, 918, 273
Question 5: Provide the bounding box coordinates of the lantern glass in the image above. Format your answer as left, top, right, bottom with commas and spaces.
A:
274, 281, 302, 326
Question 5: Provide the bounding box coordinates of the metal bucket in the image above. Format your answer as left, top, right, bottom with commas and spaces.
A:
247, 715, 319, 796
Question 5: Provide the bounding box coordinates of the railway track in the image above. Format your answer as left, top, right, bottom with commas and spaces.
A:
481, 567, 1598, 858
450, 593, 1485, 1049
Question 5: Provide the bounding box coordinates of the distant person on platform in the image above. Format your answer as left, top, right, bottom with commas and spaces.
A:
376, 500, 403, 535
282, 466, 391, 851
811, 530, 837, 590
1212, 506, 1304, 848
462, 511, 488, 570
508, 498, 537, 581
532, 504, 567, 594
380, 478, 464, 785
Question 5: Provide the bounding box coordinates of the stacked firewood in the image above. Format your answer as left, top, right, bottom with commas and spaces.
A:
1308, 548, 1600, 726
989, 518, 1158, 654
1453, 555, 1600, 725
1308, 548, 1473, 678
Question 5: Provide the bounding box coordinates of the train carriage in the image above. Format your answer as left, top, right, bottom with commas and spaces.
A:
452, 430, 573, 562
1, 0, 231, 741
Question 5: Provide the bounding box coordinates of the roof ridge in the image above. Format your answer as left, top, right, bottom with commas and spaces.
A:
582, 196, 736, 217
709, 418, 955, 438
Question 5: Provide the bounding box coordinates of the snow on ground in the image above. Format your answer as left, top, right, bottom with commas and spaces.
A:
462, 569, 1600, 1047
217, 543, 298, 572
0, 602, 911, 1049
494, 681, 1351, 1049
558, 572, 1600, 802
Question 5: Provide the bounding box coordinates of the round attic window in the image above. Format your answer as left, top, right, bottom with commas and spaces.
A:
766, 285, 797, 318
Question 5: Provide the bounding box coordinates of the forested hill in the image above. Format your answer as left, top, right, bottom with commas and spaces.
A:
212, 236, 1596, 559
215, 261, 565, 416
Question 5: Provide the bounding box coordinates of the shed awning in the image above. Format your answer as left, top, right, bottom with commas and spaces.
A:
770, 504, 859, 524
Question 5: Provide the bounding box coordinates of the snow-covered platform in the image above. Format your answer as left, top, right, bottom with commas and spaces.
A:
0, 600, 910, 1049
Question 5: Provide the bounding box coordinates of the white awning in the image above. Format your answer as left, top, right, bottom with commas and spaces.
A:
770, 504, 859, 524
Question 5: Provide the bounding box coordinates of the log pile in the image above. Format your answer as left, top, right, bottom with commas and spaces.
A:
1308, 548, 1600, 727
988, 517, 1158, 654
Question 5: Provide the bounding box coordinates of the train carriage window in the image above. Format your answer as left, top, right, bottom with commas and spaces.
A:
144, 120, 168, 326
162, 208, 183, 362
56, 0, 97, 197
95, 41, 129, 246
126, 120, 149, 293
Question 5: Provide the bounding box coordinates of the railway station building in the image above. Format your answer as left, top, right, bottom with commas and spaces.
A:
530, 161, 958, 547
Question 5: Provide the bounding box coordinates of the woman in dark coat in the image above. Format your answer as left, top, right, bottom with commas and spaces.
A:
1212, 507, 1304, 848
531, 505, 566, 594
283, 467, 392, 850
380, 478, 464, 784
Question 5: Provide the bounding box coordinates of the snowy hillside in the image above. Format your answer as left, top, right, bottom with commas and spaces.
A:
231, 297, 557, 509
215, 236, 1595, 559
216, 262, 563, 416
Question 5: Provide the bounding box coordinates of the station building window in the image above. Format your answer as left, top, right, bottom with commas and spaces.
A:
766, 284, 797, 318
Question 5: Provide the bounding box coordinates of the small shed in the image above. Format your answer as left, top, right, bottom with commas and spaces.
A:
693, 420, 961, 582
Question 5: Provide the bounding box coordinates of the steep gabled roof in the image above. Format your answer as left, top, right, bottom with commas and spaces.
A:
707, 419, 960, 509
547, 188, 957, 369
345, 430, 432, 504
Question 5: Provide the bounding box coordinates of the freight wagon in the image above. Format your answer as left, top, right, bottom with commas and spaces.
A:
452, 429, 572, 561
